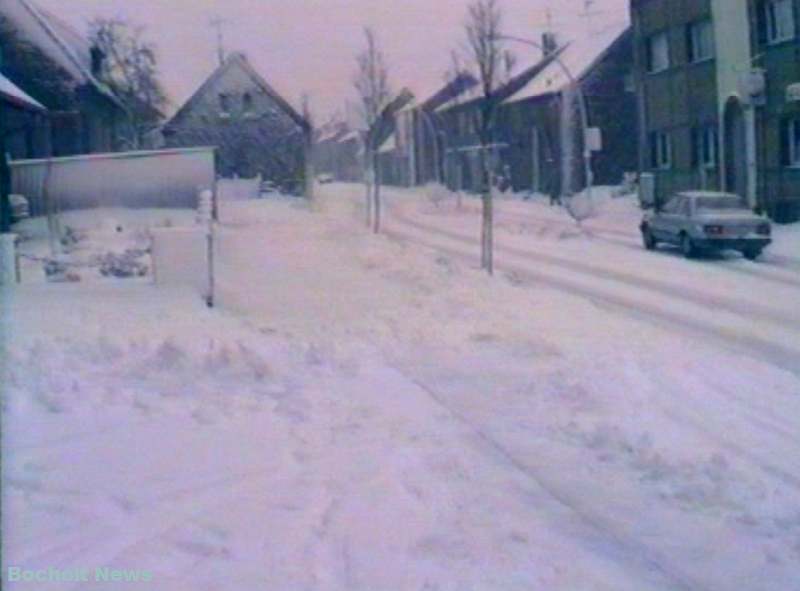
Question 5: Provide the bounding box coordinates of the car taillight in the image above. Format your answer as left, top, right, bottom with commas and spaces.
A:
704, 225, 724, 236
757, 223, 771, 236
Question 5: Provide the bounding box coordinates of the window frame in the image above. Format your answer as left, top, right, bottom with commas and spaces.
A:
766, 0, 796, 44
687, 19, 715, 63
693, 124, 719, 169
646, 31, 671, 74
650, 131, 672, 170
787, 118, 800, 168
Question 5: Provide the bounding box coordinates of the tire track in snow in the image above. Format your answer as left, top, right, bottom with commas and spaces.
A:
21, 471, 256, 578
387, 365, 702, 591
395, 210, 800, 330
468, 205, 800, 289
383, 220, 800, 375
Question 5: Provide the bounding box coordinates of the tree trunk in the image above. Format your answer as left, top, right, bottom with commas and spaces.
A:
373, 152, 381, 234
365, 154, 373, 228
304, 130, 315, 202
479, 143, 493, 274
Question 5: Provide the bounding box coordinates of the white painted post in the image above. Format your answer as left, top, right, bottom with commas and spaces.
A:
0, 233, 19, 285
198, 189, 215, 308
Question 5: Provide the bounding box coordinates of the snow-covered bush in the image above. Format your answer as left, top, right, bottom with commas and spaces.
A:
425, 183, 457, 209
97, 249, 149, 278
43, 258, 80, 282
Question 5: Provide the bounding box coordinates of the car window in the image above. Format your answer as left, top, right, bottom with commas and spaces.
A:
661, 197, 680, 214
679, 198, 691, 216
695, 195, 747, 214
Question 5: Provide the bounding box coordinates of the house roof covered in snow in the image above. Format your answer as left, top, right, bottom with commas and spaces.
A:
164, 52, 310, 133
503, 21, 631, 105
397, 72, 479, 115
0, 72, 46, 111
1, 0, 124, 108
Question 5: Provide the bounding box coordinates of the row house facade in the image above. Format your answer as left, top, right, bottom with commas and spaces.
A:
632, 0, 800, 222
432, 24, 636, 198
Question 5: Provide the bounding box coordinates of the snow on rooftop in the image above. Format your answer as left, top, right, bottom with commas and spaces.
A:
0, 73, 46, 110
504, 21, 630, 105
377, 133, 396, 154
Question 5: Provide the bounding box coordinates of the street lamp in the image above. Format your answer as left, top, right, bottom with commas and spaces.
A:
499, 35, 594, 207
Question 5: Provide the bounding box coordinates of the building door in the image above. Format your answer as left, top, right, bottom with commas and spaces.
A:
724, 98, 748, 198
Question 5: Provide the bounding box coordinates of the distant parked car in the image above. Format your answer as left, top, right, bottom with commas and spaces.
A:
640, 191, 771, 260
260, 180, 279, 195
316, 173, 335, 184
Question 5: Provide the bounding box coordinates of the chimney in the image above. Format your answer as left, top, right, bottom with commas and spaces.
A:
90, 46, 104, 76
542, 32, 558, 57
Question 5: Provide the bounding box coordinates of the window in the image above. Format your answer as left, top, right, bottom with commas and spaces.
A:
766, 0, 796, 43
692, 125, 718, 168
646, 32, 670, 73
687, 20, 715, 62
650, 131, 672, 169
695, 195, 747, 214
784, 118, 800, 167
242, 92, 254, 115
219, 93, 230, 115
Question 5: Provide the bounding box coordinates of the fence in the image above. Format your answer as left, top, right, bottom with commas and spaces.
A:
9, 147, 217, 216
217, 177, 261, 202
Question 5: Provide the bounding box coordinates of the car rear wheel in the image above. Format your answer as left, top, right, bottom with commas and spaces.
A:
680, 233, 696, 259
642, 227, 657, 251
743, 247, 762, 261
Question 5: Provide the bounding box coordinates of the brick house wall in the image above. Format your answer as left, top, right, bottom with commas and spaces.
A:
632, 0, 721, 208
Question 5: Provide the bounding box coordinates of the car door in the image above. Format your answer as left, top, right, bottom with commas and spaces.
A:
652, 196, 681, 243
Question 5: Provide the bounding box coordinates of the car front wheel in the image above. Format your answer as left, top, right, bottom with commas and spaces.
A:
642, 227, 657, 251
680, 234, 696, 259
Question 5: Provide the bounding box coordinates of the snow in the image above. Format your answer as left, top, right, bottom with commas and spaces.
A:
504, 21, 631, 104
3, 184, 800, 590
12, 207, 198, 284
0, 73, 46, 111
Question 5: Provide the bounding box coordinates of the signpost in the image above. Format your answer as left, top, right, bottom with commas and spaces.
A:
787, 83, 800, 103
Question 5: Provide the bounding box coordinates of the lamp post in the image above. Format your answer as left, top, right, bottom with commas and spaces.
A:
498, 35, 594, 205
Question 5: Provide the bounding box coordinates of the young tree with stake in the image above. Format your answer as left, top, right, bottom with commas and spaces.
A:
465, 0, 504, 274
353, 28, 391, 232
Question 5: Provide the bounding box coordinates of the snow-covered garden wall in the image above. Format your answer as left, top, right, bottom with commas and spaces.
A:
9, 146, 216, 215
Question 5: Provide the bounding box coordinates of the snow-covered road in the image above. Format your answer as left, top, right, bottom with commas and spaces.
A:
382, 187, 800, 374
4, 185, 800, 590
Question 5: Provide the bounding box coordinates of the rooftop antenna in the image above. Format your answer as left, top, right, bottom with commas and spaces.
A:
579, 0, 604, 34
209, 16, 228, 66
545, 7, 554, 33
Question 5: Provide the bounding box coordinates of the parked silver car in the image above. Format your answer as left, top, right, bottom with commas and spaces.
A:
640, 191, 772, 260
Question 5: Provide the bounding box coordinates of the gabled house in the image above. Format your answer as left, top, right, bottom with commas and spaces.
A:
392, 72, 479, 187
163, 52, 311, 195
1, 71, 49, 159
1, 72, 49, 230
435, 46, 563, 194
0, 0, 127, 156
500, 23, 636, 197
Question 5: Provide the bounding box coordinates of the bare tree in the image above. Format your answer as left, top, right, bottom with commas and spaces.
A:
353, 27, 391, 232
89, 17, 167, 148
302, 94, 315, 202
465, 0, 504, 275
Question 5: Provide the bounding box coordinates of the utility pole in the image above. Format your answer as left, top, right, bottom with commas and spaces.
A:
209, 16, 228, 66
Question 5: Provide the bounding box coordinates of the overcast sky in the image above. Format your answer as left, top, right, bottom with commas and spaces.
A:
37, 0, 629, 119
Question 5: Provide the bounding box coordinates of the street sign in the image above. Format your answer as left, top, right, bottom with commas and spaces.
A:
787, 83, 800, 103
585, 127, 603, 152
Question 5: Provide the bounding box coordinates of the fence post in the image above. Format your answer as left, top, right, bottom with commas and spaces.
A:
198, 188, 215, 308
